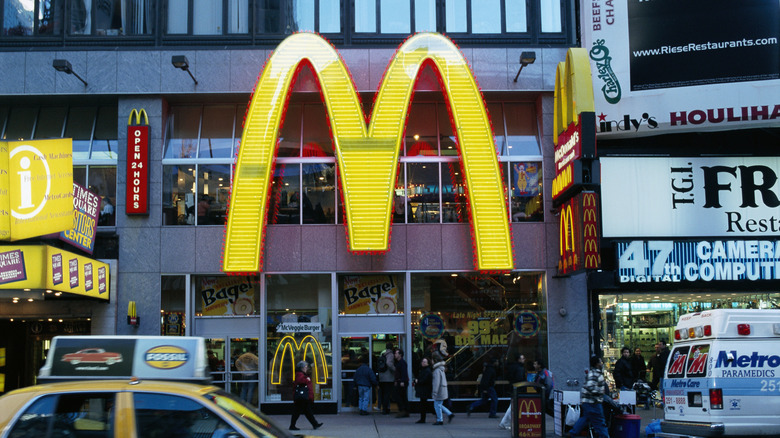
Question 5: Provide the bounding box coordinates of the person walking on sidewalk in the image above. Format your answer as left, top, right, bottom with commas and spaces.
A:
414, 357, 433, 423
289, 361, 323, 431
354, 355, 378, 416
393, 349, 410, 418
499, 353, 527, 429
431, 351, 454, 425
468, 359, 499, 418
566, 356, 609, 438
377, 342, 396, 414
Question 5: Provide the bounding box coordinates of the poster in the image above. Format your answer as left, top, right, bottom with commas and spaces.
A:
342, 275, 399, 314
59, 183, 101, 254
200, 277, 257, 316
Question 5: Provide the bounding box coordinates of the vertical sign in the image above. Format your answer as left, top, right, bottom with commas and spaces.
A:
559, 192, 601, 276
126, 109, 149, 215
59, 183, 100, 254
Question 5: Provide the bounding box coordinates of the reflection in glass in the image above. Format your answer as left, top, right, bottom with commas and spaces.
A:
487, 103, 506, 155
266, 274, 333, 401
393, 164, 406, 223
163, 165, 196, 225
302, 104, 334, 156
438, 104, 458, 157
319, 0, 340, 33
380, 0, 409, 34
194, 0, 222, 35
504, 103, 540, 156
445, 0, 467, 33
415, 0, 436, 32
277, 104, 302, 157
70, 0, 91, 34
257, 0, 281, 33
199, 105, 235, 158
167, 0, 188, 33
303, 163, 336, 224
540, 0, 562, 32
268, 163, 301, 224
65, 107, 96, 160
161, 275, 186, 336
164, 106, 201, 159
354, 0, 375, 33
405, 103, 437, 156
506, 0, 527, 32
228, 0, 249, 33
410, 272, 547, 398
92, 106, 118, 159
5, 107, 36, 140
472, 0, 499, 34
441, 164, 466, 223
33, 107, 66, 139
510, 162, 543, 222
197, 164, 231, 226
89, 166, 117, 226
293, 0, 314, 31
407, 163, 440, 223
4, 0, 33, 35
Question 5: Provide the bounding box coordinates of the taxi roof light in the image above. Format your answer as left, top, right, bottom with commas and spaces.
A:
737, 324, 751, 335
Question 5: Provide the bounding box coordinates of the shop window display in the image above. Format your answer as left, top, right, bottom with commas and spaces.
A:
410, 272, 547, 398
266, 274, 333, 402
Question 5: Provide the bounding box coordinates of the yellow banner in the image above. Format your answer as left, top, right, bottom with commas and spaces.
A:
200, 276, 256, 316
0, 139, 74, 241
0, 245, 109, 300
342, 275, 399, 314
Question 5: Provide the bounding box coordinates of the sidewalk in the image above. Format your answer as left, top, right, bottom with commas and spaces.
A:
269, 405, 663, 438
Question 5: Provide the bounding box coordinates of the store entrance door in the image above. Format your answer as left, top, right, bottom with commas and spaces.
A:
205, 337, 259, 406
340, 334, 403, 412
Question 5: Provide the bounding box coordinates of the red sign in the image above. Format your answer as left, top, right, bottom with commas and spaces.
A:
126, 109, 149, 215
552, 112, 596, 203
558, 191, 601, 276
515, 396, 544, 437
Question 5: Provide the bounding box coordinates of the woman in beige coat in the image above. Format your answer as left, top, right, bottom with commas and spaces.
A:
431, 351, 454, 425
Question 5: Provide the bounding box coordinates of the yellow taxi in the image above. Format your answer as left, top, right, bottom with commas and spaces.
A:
0, 336, 297, 438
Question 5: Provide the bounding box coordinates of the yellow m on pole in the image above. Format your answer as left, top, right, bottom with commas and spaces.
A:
223, 32, 513, 273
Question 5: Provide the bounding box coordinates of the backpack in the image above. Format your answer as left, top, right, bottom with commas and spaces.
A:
376, 352, 389, 373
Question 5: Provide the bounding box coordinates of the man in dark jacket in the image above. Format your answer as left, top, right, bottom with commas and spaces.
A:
393, 349, 410, 417
612, 347, 634, 390
467, 360, 498, 418
354, 355, 378, 415
414, 357, 433, 423
630, 348, 646, 382
499, 354, 526, 429
647, 341, 670, 390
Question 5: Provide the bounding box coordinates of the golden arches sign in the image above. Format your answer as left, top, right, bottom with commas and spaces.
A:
127, 108, 148, 126
553, 48, 595, 144
223, 32, 513, 273
270, 335, 329, 385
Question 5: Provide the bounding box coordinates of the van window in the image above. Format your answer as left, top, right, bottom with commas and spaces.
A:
667, 346, 690, 378
685, 344, 710, 378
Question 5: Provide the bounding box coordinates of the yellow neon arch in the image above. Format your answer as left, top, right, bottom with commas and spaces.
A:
224, 32, 513, 273
553, 48, 595, 143
270, 335, 329, 385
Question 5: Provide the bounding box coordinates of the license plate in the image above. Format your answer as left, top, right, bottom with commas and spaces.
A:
688, 392, 702, 407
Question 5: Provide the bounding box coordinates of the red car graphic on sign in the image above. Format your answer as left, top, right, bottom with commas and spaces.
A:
61, 348, 123, 365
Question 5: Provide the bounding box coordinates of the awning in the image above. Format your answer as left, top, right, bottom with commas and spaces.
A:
0, 245, 109, 301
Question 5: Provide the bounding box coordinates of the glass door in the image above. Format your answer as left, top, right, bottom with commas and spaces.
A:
340, 333, 403, 412
206, 337, 259, 406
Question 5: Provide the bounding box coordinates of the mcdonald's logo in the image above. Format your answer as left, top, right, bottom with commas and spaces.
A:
270, 335, 329, 385
585, 254, 600, 268
559, 192, 601, 275
551, 164, 573, 199
559, 205, 575, 256
553, 49, 594, 143
126, 109, 149, 215
127, 108, 149, 126
223, 32, 513, 273
517, 398, 542, 416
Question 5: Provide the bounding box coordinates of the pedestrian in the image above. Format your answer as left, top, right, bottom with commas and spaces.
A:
393, 349, 410, 417
467, 359, 498, 418
630, 347, 646, 382
499, 353, 526, 430
533, 358, 555, 416
431, 351, 454, 425
646, 340, 670, 390
565, 356, 609, 438
377, 342, 396, 414
234, 349, 259, 404
289, 361, 323, 431
354, 355, 378, 415
612, 346, 635, 390
414, 357, 433, 423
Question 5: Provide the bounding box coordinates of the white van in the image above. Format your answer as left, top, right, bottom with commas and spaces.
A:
657, 309, 780, 438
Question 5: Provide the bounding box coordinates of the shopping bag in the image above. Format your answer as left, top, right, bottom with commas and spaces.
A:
565, 404, 580, 427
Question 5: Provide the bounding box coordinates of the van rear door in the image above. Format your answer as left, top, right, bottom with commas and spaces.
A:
664, 343, 712, 419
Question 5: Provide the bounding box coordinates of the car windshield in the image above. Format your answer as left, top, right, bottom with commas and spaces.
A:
202, 389, 291, 437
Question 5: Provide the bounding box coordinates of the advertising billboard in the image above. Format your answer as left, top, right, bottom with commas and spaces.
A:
223, 32, 513, 274
581, 0, 779, 138
601, 156, 780, 238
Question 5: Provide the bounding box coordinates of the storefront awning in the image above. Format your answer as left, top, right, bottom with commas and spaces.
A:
0, 245, 109, 301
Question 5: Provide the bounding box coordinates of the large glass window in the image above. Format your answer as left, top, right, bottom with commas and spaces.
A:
167, 0, 248, 35
266, 274, 333, 402
161, 275, 186, 335
411, 272, 547, 398
445, 0, 532, 34
3, 0, 64, 35
357, 0, 435, 34
70, 0, 154, 35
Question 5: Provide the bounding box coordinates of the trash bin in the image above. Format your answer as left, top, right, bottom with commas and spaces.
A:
610, 414, 641, 438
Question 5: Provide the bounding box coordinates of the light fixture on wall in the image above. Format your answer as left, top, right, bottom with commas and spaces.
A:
512, 51, 537, 83
53, 59, 88, 86
171, 55, 199, 85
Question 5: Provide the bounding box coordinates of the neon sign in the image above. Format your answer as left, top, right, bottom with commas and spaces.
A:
270, 335, 329, 385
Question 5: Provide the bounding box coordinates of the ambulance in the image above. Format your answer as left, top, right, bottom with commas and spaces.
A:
658, 309, 780, 437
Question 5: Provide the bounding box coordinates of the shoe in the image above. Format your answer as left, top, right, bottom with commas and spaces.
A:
467, 408, 472, 417
432, 421, 444, 425
313, 423, 323, 430
360, 410, 369, 416
488, 414, 499, 418
448, 413, 455, 423
289, 426, 299, 431
415, 419, 425, 424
